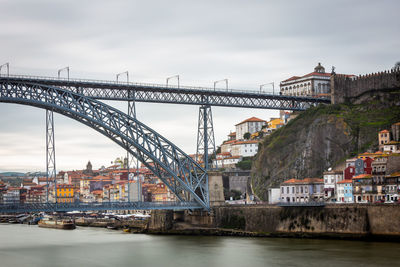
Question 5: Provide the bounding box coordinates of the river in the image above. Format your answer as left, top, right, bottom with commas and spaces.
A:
0, 224, 399, 267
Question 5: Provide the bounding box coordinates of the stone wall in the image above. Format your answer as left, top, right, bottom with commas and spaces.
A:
331, 69, 400, 104
212, 204, 400, 239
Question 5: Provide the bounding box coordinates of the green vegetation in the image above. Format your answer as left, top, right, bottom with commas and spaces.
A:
236, 156, 253, 170
243, 132, 251, 140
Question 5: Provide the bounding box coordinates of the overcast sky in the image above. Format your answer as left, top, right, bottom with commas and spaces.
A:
0, 0, 399, 172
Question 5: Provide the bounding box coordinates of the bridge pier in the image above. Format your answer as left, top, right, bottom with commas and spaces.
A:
46, 109, 57, 203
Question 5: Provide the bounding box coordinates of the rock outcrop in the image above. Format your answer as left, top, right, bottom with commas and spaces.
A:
251, 90, 400, 200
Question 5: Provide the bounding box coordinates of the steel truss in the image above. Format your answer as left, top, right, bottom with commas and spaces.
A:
46, 110, 57, 202
1, 75, 330, 110
0, 201, 202, 213
196, 105, 216, 170
0, 80, 210, 210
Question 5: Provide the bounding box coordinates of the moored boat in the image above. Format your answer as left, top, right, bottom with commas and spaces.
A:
38, 216, 76, 230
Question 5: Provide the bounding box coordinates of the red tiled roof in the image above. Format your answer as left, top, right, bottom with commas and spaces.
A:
283, 178, 300, 184
352, 174, 372, 179
379, 129, 389, 133
235, 117, 266, 126
234, 140, 259, 145
337, 179, 353, 184
228, 132, 236, 136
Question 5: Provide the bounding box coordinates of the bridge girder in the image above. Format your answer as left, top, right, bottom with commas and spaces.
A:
0, 76, 330, 110
0, 80, 209, 210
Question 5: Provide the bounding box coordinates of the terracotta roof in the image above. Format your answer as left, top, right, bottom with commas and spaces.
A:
393, 122, 400, 126
283, 178, 300, 184
386, 141, 400, 145
352, 174, 372, 179
234, 140, 259, 145
379, 129, 389, 133
337, 179, 353, 184
388, 171, 400, 177
235, 117, 266, 126
228, 132, 236, 136
223, 140, 237, 145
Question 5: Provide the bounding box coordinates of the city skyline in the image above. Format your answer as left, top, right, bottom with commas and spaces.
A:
1, 0, 400, 172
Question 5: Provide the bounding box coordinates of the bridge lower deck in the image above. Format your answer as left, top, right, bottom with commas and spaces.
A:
0, 202, 203, 213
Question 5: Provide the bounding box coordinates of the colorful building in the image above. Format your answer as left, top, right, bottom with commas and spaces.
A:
56, 184, 74, 203
336, 179, 353, 203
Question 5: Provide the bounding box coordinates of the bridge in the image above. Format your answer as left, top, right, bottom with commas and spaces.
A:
0, 70, 331, 213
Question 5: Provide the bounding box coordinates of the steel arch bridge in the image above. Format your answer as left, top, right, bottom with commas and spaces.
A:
1, 75, 330, 110
0, 79, 209, 210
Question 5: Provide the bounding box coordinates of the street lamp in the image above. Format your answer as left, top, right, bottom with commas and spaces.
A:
0, 63, 10, 76
166, 75, 180, 88
116, 71, 129, 83
58, 66, 70, 81
214, 79, 228, 91
260, 82, 274, 94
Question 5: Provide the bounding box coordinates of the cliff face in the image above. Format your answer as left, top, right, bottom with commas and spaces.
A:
251, 90, 400, 200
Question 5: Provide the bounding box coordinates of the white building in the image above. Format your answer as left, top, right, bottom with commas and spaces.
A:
231, 140, 259, 157
268, 188, 281, 204
323, 170, 344, 201
212, 155, 241, 169
280, 63, 353, 97
235, 117, 266, 140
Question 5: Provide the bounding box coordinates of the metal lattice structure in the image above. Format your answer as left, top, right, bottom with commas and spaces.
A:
45, 110, 57, 203
196, 105, 217, 170
1, 75, 330, 110
0, 79, 208, 210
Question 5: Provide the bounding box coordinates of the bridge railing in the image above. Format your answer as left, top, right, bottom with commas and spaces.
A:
0, 201, 203, 213
0, 74, 329, 100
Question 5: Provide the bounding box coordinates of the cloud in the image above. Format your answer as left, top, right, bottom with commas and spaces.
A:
0, 0, 399, 171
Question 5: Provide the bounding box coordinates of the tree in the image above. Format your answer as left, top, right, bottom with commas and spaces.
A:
394, 61, 400, 71
243, 132, 251, 140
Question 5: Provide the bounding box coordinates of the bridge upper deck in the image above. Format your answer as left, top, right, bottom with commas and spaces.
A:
0, 74, 330, 110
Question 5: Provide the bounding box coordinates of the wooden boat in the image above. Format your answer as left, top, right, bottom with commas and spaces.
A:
38, 216, 76, 230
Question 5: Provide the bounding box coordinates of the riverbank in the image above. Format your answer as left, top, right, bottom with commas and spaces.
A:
2, 204, 400, 242
145, 204, 400, 242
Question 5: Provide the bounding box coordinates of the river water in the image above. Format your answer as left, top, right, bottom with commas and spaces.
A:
0, 224, 399, 267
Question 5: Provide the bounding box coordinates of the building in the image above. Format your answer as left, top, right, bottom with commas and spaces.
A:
385, 172, 400, 202
280, 63, 347, 97
268, 188, 281, 204
323, 170, 343, 201
56, 184, 74, 203
235, 117, 266, 140
378, 129, 391, 151
280, 178, 324, 203
231, 140, 259, 157
352, 174, 373, 203
267, 118, 284, 130
336, 179, 353, 203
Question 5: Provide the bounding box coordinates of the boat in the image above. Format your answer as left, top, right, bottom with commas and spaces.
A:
123, 228, 131, 233
38, 216, 76, 230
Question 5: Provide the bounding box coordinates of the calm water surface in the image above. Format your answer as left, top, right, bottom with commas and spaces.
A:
0, 224, 399, 267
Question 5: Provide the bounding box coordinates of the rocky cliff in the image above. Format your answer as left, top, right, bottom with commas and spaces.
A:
251, 90, 400, 200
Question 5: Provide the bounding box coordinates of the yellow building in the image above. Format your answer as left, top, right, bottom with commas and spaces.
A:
268, 118, 284, 130
56, 184, 74, 203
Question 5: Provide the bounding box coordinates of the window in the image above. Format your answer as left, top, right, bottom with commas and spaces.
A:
301, 187, 303, 193
305, 187, 308, 193
281, 187, 284, 193
292, 187, 294, 194
286, 187, 289, 194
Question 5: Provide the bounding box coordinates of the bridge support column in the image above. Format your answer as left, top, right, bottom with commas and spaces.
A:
126, 91, 141, 203
196, 105, 217, 170
46, 110, 57, 203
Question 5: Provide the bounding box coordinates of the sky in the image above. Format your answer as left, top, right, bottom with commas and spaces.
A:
0, 0, 399, 172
